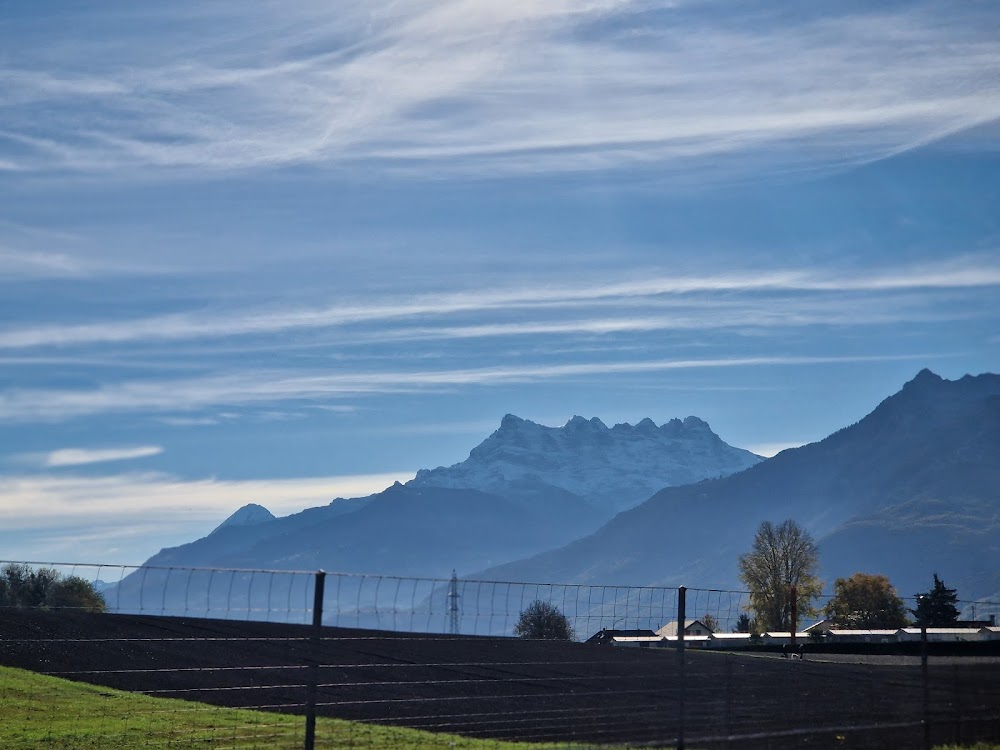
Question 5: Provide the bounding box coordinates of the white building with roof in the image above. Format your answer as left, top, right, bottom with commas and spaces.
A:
608, 634, 665, 648
827, 629, 899, 644
897, 627, 988, 643
656, 619, 715, 638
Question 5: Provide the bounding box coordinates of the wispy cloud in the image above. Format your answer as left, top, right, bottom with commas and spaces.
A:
0, 352, 950, 423
40, 445, 163, 468
0, 470, 415, 564
0, 471, 414, 527
3, 2, 999, 179
0, 220, 172, 281
0, 257, 995, 350
157, 416, 221, 426
0, 247, 85, 279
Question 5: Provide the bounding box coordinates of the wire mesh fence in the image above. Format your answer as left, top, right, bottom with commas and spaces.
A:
2, 559, 1000, 750
5, 560, 998, 638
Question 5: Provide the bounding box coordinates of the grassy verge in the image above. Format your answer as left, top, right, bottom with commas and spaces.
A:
0, 666, 584, 750
6, 665, 994, 750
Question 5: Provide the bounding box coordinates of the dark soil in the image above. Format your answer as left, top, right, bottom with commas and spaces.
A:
2, 610, 999, 749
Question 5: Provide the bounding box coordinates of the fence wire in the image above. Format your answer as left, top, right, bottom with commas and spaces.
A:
1, 559, 999, 750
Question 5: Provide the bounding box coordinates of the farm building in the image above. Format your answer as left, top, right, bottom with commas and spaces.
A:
585, 622, 999, 649
584, 628, 658, 646
827, 629, 900, 644
803, 618, 836, 635
656, 619, 715, 637
761, 631, 810, 646
660, 634, 713, 648
606, 634, 666, 648
896, 627, 989, 643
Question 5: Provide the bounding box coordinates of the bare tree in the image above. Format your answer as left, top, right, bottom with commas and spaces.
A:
513, 600, 574, 640
738, 520, 821, 632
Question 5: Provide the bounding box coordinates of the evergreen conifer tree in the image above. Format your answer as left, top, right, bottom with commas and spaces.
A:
911, 574, 959, 626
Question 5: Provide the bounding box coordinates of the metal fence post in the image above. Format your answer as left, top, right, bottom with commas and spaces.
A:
921, 621, 930, 750
677, 585, 686, 750
724, 652, 733, 749
789, 585, 797, 651
304, 570, 326, 750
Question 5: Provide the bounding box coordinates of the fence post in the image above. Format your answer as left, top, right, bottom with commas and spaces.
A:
304, 570, 326, 750
789, 585, 797, 651
724, 653, 733, 750
921, 620, 930, 750
677, 585, 686, 750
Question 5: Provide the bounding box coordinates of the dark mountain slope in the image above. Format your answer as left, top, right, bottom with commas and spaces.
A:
132, 413, 758, 580
141, 482, 602, 577
478, 370, 1000, 599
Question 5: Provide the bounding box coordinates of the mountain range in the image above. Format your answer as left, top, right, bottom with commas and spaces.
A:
134, 413, 761, 578
117, 369, 1000, 621
477, 369, 1000, 602
411, 414, 761, 514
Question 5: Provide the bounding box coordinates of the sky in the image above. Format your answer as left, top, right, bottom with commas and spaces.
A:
1, 0, 999, 566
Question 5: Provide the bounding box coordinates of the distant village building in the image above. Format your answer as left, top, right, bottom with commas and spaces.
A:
803, 619, 836, 636
761, 631, 811, 646
656, 619, 714, 637
585, 619, 998, 649
897, 627, 989, 643
607, 634, 666, 648
826, 629, 899, 644
585, 628, 658, 646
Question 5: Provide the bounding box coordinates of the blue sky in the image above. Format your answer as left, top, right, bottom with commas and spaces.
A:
2, 0, 999, 566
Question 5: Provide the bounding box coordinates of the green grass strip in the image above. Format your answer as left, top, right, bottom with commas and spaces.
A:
5, 665, 996, 750
0, 665, 595, 750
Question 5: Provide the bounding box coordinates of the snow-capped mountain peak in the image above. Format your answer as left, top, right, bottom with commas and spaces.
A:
411, 414, 762, 514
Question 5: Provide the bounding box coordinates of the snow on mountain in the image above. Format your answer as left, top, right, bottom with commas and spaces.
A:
411, 413, 762, 513
211, 503, 276, 534
119, 412, 762, 616
475, 370, 1000, 599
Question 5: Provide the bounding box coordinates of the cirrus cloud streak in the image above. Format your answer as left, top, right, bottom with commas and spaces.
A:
42, 445, 163, 468
2, 2, 999, 179
0, 470, 415, 564
0, 352, 952, 423
0, 257, 996, 350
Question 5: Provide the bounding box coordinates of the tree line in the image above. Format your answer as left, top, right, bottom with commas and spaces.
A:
737, 519, 961, 633
0, 563, 106, 612
513, 518, 965, 641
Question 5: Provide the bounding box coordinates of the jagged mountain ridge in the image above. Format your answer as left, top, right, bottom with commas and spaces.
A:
127, 412, 759, 583
412, 413, 762, 513
475, 370, 1000, 602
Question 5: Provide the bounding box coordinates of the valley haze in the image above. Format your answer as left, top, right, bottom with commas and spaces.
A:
122, 369, 1000, 614
0, 2, 998, 572
103, 369, 1000, 628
